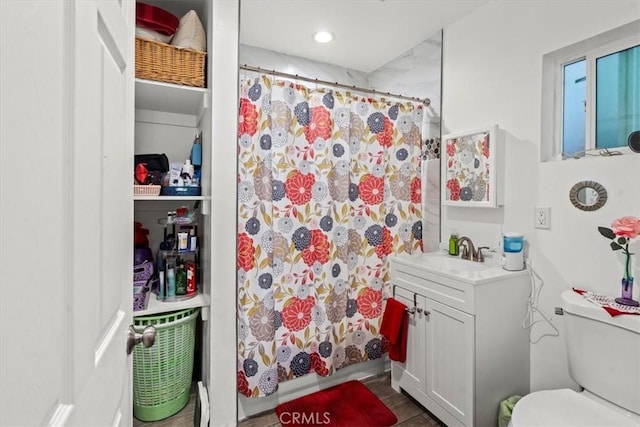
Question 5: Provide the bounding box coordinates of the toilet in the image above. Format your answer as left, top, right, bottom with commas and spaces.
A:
510, 290, 640, 427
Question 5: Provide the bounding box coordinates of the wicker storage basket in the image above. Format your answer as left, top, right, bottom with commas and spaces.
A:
135, 37, 206, 88
134, 185, 161, 196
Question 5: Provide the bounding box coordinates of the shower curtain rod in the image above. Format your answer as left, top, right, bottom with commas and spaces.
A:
239, 64, 431, 106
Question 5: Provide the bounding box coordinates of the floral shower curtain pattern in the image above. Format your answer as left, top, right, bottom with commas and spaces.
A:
237, 75, 423, 397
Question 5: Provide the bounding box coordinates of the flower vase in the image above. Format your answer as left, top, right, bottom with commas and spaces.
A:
615, 277, 639, 307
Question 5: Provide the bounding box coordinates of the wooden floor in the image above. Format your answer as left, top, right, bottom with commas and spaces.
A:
133, 385, 198, 427
134, 372, 444, 426
239, 372, 444, 427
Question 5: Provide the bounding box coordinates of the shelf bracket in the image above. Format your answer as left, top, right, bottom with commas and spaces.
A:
200, 305, 210, 321
197, 92, 210, 125
201, 198, 211, 215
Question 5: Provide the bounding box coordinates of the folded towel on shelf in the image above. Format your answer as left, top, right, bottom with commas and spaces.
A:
380, 297, 409, 363
573, 288, 640, 316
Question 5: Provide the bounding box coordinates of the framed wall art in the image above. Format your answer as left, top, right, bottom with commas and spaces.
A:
441, 125, 499, 207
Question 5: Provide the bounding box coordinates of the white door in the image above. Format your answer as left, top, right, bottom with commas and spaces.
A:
0, 0, 134, 425
425, 298, 475, 427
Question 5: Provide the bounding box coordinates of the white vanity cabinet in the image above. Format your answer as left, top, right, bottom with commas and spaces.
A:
390, 254, 530, 427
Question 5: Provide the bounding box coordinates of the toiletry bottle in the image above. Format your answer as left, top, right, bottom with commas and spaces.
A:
178, 232, 189, 251
191, 132, 202, 181
186, 261, 196, 295
176, 264, 187, 295
448, 230, 459, 256
182, 159, 194, 185
166, 262, 176, 298
157, 258, 165, 299
189, 228, 197, 251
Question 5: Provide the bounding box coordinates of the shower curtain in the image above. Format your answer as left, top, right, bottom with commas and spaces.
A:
237, 75, 423, 397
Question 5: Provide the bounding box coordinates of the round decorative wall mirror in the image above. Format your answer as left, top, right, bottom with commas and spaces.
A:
569, 181, 607, 211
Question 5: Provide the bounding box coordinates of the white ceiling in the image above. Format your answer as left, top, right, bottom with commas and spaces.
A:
240, 0, 489, 73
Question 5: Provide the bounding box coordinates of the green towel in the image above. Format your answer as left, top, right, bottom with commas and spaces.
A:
498, 395, 522, 427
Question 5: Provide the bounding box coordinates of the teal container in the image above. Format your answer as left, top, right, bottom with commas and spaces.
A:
503, 233, 524, 253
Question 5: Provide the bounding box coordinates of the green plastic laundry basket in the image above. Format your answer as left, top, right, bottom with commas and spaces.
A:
133, 307, 199, 422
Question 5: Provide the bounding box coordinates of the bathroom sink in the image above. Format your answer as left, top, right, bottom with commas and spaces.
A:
391, 252, 528, 285
425, 256, 491, 272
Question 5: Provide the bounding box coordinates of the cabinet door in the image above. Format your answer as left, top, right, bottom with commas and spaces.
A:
425, 298, 474, 426
393, 290, 428, 396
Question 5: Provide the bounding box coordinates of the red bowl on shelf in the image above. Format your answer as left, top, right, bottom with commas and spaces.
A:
136, 2, 179, 36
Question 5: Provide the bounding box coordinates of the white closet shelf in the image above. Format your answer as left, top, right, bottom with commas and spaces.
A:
134, 291, 209, 317
134, 195, 211, 201
135, 78, 209, 116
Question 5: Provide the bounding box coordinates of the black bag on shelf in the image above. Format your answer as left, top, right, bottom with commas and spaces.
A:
134, 153, 170, 173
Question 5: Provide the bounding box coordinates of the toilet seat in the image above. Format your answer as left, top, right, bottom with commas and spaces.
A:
511, 389, 640, 427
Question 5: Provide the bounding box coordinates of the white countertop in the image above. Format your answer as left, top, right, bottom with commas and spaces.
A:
391, 251, 529, 285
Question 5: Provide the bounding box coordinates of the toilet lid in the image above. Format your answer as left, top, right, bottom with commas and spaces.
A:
511, 389, 639, 427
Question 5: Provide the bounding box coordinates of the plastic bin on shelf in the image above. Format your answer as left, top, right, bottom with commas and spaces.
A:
132, 307, 200, 422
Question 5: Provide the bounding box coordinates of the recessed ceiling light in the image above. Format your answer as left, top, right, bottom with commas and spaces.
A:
313, 31, 335, 44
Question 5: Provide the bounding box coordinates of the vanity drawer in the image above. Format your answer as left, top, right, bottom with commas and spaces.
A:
391, 261, 475, 314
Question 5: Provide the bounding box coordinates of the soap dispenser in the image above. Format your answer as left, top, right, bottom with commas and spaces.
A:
448, 230, 459, 256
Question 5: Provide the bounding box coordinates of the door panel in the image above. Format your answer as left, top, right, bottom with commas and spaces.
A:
425, 298, 474, 426
0, 0, 133, 424
68, 0, 134, 424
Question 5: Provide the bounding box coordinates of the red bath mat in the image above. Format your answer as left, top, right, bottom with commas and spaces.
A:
275, 380, 397, 426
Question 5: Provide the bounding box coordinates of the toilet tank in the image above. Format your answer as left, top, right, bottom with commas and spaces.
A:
562, 290, 640, 415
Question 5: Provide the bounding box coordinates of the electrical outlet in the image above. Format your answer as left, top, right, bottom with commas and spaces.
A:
535, 207, 551, 229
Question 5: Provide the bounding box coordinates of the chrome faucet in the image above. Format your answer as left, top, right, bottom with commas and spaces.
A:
457, 236, 490, 262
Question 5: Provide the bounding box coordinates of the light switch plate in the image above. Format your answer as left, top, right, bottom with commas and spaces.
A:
535, 207, 551, 229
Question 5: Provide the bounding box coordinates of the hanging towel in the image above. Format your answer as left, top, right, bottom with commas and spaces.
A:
380, 297, 409, 363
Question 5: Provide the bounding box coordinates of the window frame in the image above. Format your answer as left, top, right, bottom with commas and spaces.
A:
541, 20, 640, 162
556, 37, 639, 158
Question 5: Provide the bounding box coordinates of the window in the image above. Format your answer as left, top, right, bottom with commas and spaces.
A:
594, 45, 639, 150
562, 59, 586, 156
541, 21, 640, 161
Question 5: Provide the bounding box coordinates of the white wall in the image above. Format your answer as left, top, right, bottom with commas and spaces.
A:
441, 1, 640, 392
369, 32, 443, 139
1, 2, 67, 424
209, 1, 240, 425
240, 44, 369, 87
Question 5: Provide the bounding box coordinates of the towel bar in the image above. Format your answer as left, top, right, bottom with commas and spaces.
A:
392, 284, 418, 312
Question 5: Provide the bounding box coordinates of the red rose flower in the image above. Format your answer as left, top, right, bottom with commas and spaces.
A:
285, 170, 316, 205
375, 227, 393, 259
411, 177, 421, 203
376, 117, 394, 148
237, 371, 251, 397
446, 179, 460, 201
238, 98, 258, 137
304, 106, 332, 144
357, 288, 383, 319
302, 229, 330, 266
358, 174, 384, 205
282, 297, 314, 332
237, 232, 255, 271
